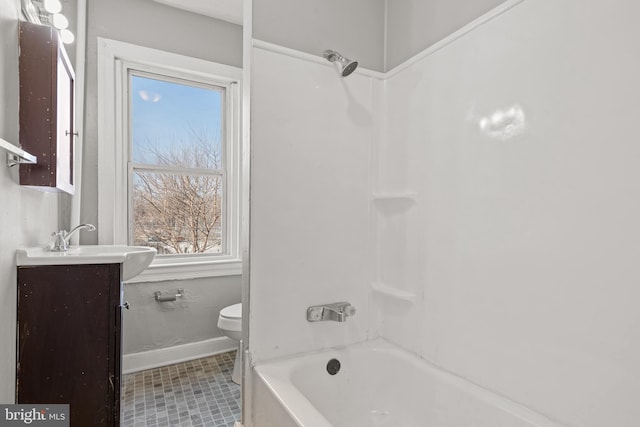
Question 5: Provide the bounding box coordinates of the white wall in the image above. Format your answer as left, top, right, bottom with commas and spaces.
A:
380, 0, 640, 425
81, 0, 243, 353
249, 45, 378, 363
0, 0, 62, 402
252, 0, 385, 72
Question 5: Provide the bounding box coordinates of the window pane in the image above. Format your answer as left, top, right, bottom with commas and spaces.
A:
130, 74, 223, 169
132, 171, 223, 255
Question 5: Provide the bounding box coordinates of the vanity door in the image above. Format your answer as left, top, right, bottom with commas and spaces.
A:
17, 263, 121, 427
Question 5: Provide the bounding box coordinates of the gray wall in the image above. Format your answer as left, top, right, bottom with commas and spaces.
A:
0, 0, 62, 402
81, 0, 243, 244
123, 276, 241, 353
252, 0, 510, 72
81, 0, 244, 353
385, 0, 509, 69
60, 0, 76, 63
253, 0, 386, 72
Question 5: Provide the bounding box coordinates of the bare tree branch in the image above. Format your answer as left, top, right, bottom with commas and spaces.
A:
132, 134, 223, 254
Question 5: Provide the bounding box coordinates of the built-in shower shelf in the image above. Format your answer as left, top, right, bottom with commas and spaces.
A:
371, 282, 417, 302
371, 192, 417, 201
371, 192, 416, 215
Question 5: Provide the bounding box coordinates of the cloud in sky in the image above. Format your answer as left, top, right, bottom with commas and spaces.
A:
138, 90, 162, 103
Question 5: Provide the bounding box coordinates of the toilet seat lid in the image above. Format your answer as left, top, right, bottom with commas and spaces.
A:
220, 303, 242, 319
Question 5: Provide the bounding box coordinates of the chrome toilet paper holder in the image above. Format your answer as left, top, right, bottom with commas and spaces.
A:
154, 288, 184, 302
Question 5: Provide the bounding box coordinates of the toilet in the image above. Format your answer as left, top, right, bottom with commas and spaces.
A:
217, 303, 242, 384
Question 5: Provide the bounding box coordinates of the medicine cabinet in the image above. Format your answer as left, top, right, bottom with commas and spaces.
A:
19, 21, 75, 194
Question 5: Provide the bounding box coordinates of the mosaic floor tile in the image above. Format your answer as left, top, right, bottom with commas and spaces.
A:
121, 351, 241, 427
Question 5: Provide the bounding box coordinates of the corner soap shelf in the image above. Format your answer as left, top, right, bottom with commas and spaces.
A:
371, 192, 416, 215
371, 282, 418, 303
371, 192, 417, 202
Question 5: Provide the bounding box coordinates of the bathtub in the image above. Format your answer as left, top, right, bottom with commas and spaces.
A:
252, 339, 563, 427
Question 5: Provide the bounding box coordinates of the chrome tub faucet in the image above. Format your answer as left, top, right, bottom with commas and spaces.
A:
307, 302, 356, 323
51, 223, 96, 251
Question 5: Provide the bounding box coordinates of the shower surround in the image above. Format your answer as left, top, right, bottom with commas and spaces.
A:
248, 0, 640, 426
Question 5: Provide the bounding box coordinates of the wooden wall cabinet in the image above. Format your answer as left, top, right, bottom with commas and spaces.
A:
17, 264, 122, 427
19, 21, 75, 194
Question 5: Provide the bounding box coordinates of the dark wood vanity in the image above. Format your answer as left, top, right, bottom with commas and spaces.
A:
16, 264, 122, 426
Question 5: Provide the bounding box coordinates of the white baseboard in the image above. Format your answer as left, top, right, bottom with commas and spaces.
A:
123, 336, 237, 374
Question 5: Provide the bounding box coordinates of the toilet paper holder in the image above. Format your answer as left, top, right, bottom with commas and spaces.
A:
154, 289, 184, 302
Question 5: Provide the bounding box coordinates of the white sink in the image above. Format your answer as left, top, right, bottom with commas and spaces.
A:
16, 245, 157, 281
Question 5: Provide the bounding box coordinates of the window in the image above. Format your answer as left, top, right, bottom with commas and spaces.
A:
130, 74, 226, 255
98, 39, 242, 281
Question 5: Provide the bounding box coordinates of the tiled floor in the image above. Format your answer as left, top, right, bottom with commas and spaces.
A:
121, 351, 241, 427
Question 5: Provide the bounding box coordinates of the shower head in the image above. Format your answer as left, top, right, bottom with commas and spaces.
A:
323, 49, 358, 77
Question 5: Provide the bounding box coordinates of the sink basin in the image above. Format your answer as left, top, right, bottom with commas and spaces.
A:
16, 245, 157, 281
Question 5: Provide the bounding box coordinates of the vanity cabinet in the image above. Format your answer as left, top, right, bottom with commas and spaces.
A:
19, 21, 75, 194
16, 264, 122, 427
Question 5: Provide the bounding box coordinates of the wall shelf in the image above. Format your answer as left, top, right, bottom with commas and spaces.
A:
371, 192, 416, 215
371, 282, 417, 303
371, 192, 417, 201
0, 138, 37, 167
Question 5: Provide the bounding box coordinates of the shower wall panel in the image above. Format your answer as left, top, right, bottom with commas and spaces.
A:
380, 0, 640, 426
249, 46, 378, 363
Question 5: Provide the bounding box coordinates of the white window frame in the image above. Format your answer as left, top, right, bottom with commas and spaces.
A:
97, 38, 242, 282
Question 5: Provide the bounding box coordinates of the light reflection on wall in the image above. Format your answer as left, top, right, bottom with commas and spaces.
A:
477, 104, 526, 140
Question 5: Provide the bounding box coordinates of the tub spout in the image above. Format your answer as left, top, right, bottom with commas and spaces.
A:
307, 302, 356, 322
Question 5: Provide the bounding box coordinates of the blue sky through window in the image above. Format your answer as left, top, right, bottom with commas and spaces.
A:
130, 75, 223, 167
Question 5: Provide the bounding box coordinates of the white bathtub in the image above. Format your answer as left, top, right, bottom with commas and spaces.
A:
252, 339, 563, 427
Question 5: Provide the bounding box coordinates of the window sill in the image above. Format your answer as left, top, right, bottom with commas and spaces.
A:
124, 257, 242, 283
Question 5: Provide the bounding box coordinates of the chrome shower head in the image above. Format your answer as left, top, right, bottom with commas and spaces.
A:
323, 49, 358, 77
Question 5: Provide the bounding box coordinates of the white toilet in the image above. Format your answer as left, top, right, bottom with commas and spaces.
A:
217, 303, 242, 384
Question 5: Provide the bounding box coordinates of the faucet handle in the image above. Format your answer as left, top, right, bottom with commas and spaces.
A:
307, 306, 324, 322
307, 302, 356, 322
50, 230, 69, 251
51, 230, 67, 240
343, 304, 356, 317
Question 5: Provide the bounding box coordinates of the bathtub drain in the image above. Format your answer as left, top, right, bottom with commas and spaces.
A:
326, 358, 341, 375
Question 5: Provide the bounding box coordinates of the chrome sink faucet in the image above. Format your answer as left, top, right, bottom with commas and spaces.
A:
307, 302, 356, 323
51, 224, 96, 252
